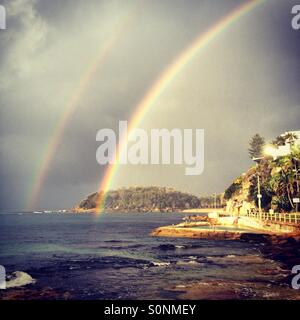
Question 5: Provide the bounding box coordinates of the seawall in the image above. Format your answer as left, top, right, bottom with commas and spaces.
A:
151, 215, 300, 241
151, 226, 245, 240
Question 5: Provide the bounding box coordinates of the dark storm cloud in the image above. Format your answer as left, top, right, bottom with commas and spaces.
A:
0, 0, 299, 209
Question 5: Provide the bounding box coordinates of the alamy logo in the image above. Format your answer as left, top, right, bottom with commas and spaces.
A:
0, 265, 6, 289
292, 5, 300, 30
96, 121, 204, 175
291, 265, 300, 290
0, 5, 6, 30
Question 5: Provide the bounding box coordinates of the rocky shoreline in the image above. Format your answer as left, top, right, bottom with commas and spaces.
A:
151, 214, 300, 295
176, 234, 300, 299
152, 226, 300, 275
256, 234, 300, 285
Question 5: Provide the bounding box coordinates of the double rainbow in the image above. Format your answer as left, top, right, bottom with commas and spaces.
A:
28, 0, 264, 212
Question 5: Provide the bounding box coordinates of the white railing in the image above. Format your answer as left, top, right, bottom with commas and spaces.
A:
245, 210, 300, 224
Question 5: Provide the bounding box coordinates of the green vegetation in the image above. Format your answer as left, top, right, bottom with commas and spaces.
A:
78, 186, 201, 212
197, 194, 225, 208
268, 146, 300, 211
224, 177, 242, 200
248, 171, 273, 210
272, 132, 299, 147
78, 187, 226, 212
226, 132, 300, 213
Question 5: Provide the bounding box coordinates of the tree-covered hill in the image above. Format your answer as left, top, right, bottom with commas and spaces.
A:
77, 186, 201, 212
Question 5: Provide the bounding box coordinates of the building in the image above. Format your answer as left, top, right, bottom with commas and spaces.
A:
266, 130, 300, 159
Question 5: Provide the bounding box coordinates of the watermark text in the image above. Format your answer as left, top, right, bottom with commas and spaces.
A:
0, 5, 6, 30
292, 265, 300, 289
96, 121, 204, 175
292, 5, 300, 30
0, 265, 6, 289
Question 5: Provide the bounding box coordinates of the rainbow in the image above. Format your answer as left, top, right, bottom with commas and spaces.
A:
95, 0, 264, 213
28, 5, 140, 210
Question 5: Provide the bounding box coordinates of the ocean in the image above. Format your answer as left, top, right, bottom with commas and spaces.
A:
0, 212, 299, 300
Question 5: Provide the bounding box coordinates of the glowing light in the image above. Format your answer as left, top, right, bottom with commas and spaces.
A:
264, 145, 278, 158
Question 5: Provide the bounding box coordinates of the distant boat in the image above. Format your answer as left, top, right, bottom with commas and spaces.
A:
33, 211, 43, 214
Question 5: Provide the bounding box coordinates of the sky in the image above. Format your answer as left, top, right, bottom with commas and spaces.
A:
0, 0, 299, 210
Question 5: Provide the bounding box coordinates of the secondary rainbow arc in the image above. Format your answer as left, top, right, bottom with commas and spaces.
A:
27, 5, 140, 210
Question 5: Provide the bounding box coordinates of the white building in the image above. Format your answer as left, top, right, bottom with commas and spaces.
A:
269, 130, 300, 158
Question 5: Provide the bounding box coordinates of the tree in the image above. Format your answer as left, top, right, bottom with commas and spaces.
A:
272, 135, 285, 147
249, 173, 273, 210
283, 132, 298, 146
266, 147, 300, 212
291, 145, 300, 200
272, 133, 298, 147
248, 134, 265, 159
224, 179, 242, 200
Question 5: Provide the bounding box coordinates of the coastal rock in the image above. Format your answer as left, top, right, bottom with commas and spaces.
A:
151, 226, 242, 240
149, 261, 171, 267
158, 244, 176, 251
240, 233, 271, 243
170, 279, 300, 300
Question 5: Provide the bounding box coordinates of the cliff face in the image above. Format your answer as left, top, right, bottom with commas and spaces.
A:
77, 186, 201, 212
224, 167, 256, 215
77, 192, 99, 210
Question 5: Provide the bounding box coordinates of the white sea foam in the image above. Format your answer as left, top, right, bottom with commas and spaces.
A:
149, 261, 170, 267
6, 271, 36, 288
176, 260, 199, 266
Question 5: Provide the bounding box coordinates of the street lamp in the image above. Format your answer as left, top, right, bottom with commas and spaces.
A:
213, 193, 217, 210
252, 156, 264, 218
257, 145, 280, 215
292, 156, 300, 213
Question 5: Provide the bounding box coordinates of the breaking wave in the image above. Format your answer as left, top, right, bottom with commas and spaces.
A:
6, 271, 36, 288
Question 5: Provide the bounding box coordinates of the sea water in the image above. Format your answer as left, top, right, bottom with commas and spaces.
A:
0, 212, 298, 299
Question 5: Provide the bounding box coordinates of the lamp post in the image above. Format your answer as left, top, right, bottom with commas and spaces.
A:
252, 157, 264, 218
292, 156, 300, 213
256, 144, 280, 217
257, 174, 262, 216
213, 193, 217, 210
